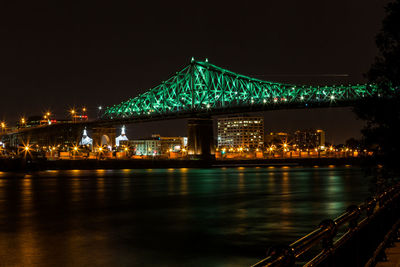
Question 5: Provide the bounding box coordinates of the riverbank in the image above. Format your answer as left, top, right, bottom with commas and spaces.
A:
0, 157, 367, 172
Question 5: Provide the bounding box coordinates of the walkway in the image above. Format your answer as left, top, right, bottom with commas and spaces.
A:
376, 238, 400, 267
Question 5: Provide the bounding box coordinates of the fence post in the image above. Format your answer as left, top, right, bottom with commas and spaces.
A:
265, 245, 295, 267
319, 219, 337, 266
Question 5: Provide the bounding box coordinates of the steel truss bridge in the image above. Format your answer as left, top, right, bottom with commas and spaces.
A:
103, 59, 386, 122
1, 59, 397, 157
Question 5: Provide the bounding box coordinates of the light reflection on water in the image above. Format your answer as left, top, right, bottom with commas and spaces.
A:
0, 167, 370, 266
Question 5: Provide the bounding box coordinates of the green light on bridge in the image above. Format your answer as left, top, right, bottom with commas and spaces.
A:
103, 60, 388, 119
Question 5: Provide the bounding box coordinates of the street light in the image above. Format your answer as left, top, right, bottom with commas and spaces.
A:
20, 117, 26, 127
97, 106, 103, 119
43, 111, 51, 122
72, 145, 78, 159
70, 109, 76, 122
96, 146, 104, 160
1, 121, 5, 132
19, 142, 32, 157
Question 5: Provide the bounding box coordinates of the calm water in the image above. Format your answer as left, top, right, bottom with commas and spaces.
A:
0, 167, 370, 266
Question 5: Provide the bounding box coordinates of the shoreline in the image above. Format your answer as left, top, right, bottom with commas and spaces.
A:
0, 157, 365, 172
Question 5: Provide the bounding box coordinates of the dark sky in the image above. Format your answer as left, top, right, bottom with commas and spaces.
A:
0, 1, 389, 143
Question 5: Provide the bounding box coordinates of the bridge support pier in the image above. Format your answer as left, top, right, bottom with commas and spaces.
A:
92, 127, 116, 150
187, 118, 215, 160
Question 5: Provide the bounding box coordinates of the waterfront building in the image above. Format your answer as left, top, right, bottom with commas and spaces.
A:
217, 116, 264, 149
120, 134, 186, 156
293, 129, 325, 149
153, 134, 187, 153
115, 125, 129, 147
264, 132, 290, 146
127, 139, 161, 156
79, 128, 93, 146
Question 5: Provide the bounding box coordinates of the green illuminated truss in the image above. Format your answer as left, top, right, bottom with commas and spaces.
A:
103, 60, 386, 119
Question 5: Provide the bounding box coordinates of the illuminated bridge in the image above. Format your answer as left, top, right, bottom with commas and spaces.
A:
2, 60, 395, 159
103, 59, 381, 121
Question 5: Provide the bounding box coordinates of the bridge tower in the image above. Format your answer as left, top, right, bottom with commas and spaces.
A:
187, 118, 215, 160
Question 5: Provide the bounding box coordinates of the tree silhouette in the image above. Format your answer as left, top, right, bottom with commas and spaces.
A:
354, 0, 400, 185
368, 0, 400, 91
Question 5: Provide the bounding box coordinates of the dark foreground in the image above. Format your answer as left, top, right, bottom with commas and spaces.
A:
0, 167, 370, 266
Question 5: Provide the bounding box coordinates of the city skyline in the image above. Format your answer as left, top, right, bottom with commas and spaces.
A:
0, 1, 389, 144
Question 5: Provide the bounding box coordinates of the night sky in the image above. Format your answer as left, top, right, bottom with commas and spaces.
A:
0, 1, 389, 143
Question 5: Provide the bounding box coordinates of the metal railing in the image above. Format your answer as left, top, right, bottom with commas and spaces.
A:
252, 182, 400, 267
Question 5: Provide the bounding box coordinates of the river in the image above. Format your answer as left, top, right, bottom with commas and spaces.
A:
0, 166, 370, 266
